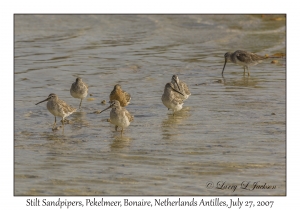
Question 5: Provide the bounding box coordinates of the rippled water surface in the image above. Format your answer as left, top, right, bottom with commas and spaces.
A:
14, 15, 286, 195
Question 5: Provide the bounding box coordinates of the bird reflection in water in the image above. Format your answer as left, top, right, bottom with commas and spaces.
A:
110, 135, 132, 150
221, 76, 259, 88
161, 107, 191, 141
71, 111, 90, 130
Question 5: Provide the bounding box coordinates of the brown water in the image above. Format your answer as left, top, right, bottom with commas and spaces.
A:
14, 15, 286, 195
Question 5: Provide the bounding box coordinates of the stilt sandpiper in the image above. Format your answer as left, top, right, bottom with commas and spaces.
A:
36, 93, 76, 130
70, 77, 88, 109
171, 75, 191, 100
222, 50, 268, 76
100, 100, 134, 136
109, 84, 131, 107
161, 83, 185, 116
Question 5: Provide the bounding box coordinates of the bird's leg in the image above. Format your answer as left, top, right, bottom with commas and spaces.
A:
115, 125, 118, 131
54, 116, 56, 126
79, 99, 83, 109
52, 117, 61, 131
121, 128, 123, 136
247, 66, 250, 76
243, 66, 246, 75
52, 116, 57, 130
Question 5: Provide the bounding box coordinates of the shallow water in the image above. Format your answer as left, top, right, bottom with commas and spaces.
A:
14, 14, 286, 195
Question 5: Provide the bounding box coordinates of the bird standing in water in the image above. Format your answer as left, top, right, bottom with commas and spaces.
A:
222, 50, 268, 76
161, 82, 185, 116
35, 93, 76, 131
70, 77, 88, 109
100, 100, 134, 136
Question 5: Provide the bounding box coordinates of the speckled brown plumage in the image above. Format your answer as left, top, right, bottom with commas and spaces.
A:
109, 84, 131, 107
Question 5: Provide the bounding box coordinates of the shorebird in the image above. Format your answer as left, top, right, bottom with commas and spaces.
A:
70, 77, 88, 109
222, 50, 268, 76
36, 93, 76, 130
100, 100, 134, 136
109, 84, 131, 107
171, 75, 191, 100
161, 83, 185, 116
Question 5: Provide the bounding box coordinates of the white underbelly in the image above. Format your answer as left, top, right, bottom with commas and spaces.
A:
110, 112, 130, 128
162, 96, 183, 112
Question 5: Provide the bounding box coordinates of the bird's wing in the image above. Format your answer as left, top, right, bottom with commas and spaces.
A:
125, 109, 134, 122
58, 99, 76, 113
124, 91, 131, 103
250, 53, 267, 61
235, 51, 253, 63
181, 82, 191, 95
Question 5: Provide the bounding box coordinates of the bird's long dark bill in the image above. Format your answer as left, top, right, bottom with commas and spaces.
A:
35, 98, 49, 105
100, 104, 113, 113
222, 60, 227, 76
171, 87, 185, 96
